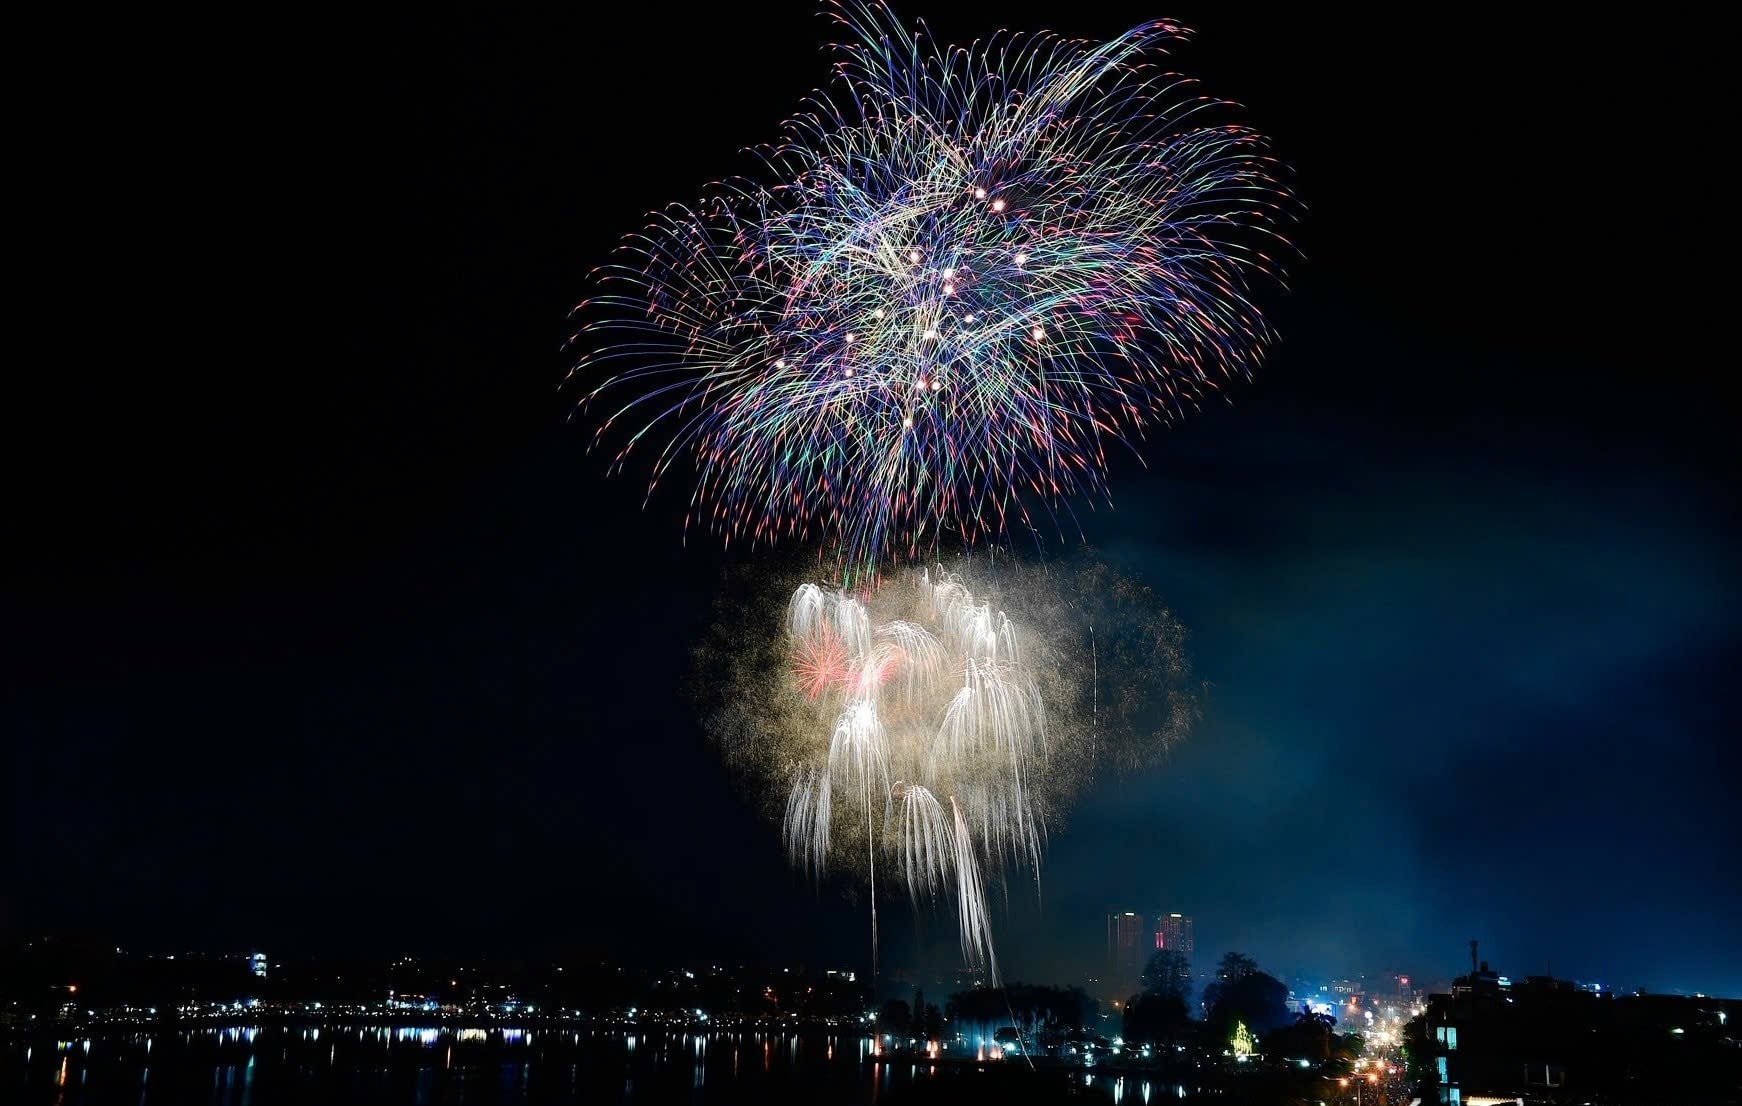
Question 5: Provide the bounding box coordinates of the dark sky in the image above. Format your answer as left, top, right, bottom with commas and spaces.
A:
8, 7, 1736, 995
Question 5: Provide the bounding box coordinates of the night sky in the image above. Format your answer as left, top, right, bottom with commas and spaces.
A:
8, 7, 1735, 995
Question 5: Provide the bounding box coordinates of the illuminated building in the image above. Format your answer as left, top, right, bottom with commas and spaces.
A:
1156, 912, 1193, 962
1108, 911, 1194, 995
247, 952, 267, 980
1106, 912, 1147, 994
1422, 963, 1740, 1105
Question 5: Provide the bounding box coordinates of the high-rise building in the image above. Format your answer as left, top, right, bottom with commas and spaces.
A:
1106, 912, 1147, 994
1156, 912, 1194, 962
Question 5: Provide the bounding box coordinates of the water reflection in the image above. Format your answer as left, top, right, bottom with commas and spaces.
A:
4, 1026, 930, 1105
1090, 1072, 1189, 1103
3, 1027, 1208, 1105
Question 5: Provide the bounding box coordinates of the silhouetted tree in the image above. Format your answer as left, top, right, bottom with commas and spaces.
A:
1214, 951, 1258, 984
947, 983, 1096, 1049
920, 1001, 945, 1041
1263, 1009, 1337, 1063
1140, 948, 1192, 1005
877, 998, 912, 1038
1334, 1031, 1364, 1075
1402, 1011, 1434, 1088
1201, 953, 1289, 1036
1122, 990, 1191, 1044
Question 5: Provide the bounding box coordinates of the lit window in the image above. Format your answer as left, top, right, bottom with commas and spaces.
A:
1436, 1056, 1447, 1081
1446, 1026, 1458, 1050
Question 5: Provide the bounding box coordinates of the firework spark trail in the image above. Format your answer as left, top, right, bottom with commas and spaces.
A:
695, 556, 1188, 983
575, 2, 1292, 578
779, 567, 1040, 979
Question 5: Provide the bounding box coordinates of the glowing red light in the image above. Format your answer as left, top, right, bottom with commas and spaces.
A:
792, 626, 850, 699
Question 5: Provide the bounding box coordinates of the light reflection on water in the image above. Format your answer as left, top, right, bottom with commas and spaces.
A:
2, 1026, 922, 1105
5, 1027, 1195, 1104
1100, 1072, 1190, 1104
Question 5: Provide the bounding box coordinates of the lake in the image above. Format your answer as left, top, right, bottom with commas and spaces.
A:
3, 1025, 1195, 1104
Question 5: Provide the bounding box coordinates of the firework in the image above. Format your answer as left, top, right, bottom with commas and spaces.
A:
575, 2, 1292, 577
698, 557, 1197, 980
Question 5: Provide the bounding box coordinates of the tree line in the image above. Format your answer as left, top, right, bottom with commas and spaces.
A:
1124, 949, 1359, 1066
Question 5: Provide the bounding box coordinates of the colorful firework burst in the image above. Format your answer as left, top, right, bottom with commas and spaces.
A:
696, 555, 1200, 982
791, 622, 850, 700
576, 2, 1292, 576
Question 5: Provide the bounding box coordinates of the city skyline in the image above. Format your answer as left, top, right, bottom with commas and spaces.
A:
7, 933, 1707, 1016
11, 929, 1733, 1105
1105, 911, 1198, 1000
